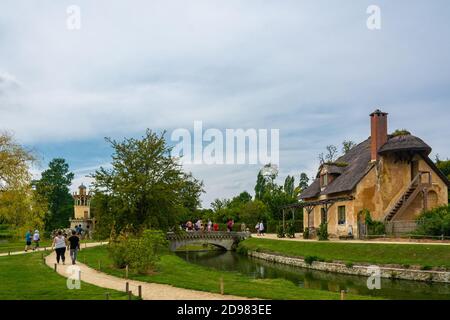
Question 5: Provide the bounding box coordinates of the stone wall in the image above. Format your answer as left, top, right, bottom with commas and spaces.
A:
248, 251, 450, 284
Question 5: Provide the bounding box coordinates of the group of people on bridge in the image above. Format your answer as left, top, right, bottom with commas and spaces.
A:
180, 219, 265, 235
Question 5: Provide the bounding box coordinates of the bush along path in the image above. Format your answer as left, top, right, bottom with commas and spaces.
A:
44, 242, 252, 300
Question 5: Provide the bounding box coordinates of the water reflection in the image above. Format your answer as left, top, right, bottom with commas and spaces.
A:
177, 250, 450, 300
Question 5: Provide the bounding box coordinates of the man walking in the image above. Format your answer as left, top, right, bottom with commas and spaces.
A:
68, 230, 80, 265
32, 230, 40, 251
25, 230, 32, 252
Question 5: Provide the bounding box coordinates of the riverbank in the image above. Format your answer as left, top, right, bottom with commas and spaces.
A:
239, 238, 450, 283
78, 246, 379, 300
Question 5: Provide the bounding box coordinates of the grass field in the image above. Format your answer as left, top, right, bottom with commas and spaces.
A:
239, 238, 450, 269
0, 252, 135, 300
78, 246, 379, 300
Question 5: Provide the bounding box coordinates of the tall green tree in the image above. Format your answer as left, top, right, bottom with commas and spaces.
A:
91, 130, 204, 233
34, 158, 74, 231
283, 175, 295, 198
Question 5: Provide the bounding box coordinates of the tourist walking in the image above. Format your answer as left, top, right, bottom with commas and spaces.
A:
259, 221, 265, 236
52, 231, 68, 265
32, 230, 40, 251
24, 230, 32, 252
213, 222, 219, 232
226, 219, 234, 232
207, 219, 212, 232
68, 230, 80, 265
255, 222, 260, 236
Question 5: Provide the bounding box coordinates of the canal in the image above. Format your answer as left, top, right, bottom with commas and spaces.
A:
177, 250, 450, 300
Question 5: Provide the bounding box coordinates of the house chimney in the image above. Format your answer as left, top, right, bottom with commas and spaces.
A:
370, 109, 388, 161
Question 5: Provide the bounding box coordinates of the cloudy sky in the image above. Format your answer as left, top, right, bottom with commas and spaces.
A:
1, 0, 449, 207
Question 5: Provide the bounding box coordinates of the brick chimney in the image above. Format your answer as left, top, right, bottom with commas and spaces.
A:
370, 109, 388, 161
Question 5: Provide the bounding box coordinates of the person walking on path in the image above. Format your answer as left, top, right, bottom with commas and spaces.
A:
255, 223, 260, 236
25, 230, 32, 252
52, 231, 68, 265
259, 221, 265, 236
68, 230, 80, 265
32, 230, 40, 251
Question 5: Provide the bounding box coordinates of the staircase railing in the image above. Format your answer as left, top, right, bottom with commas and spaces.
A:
384, 171, 432, 222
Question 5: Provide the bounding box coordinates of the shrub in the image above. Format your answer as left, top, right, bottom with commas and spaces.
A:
363, 210, 385, 235
286, 222, 296, 238
415, 205, 450, 236
317, 223, 329, 241
108, 230, 168, 274
303, 228, 310, 240
345, 262, 354, 268
421, 265, 433, 271
304, 256, 320, 265
276, 225, 285, 238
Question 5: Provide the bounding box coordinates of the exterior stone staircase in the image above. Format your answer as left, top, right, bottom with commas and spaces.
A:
384, 172, 432, 222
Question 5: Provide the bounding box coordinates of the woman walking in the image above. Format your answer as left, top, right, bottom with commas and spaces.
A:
52, 231, 68, 265
32, 230, 40, 251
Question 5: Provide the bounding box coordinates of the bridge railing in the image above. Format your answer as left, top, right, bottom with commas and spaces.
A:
166, 231, 251, 241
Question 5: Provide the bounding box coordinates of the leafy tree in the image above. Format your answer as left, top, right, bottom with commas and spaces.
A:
283, 175, 295, 198
91, 130, 204, 233
211, 198, 231, 213
342, 140, 356, 154
298, 173, 310, 192
34, 158, 74, 231
0, 132, 45, 235
435, 155, 450, 201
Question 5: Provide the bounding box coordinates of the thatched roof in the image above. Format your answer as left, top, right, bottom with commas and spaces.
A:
299, 133, 448, 200
379, 134, 432, 155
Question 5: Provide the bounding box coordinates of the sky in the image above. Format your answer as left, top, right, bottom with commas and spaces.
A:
1, 0, 450, 207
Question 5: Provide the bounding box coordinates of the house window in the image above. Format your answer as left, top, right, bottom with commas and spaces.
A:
323, 174, 328, 186
338, 206, 346, 225
321, 208, 327, 224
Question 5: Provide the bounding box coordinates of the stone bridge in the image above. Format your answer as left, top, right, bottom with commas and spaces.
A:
166, 231, 251, 251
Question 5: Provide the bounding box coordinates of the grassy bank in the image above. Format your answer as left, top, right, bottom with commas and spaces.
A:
239, 238, 450, 269
0, 252, 134, 300
78, 246, 379, 300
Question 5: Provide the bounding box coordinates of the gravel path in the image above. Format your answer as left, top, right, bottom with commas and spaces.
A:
43, 242, 251, 300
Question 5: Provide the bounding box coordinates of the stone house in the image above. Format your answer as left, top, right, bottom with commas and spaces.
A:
299, 110, 449, 239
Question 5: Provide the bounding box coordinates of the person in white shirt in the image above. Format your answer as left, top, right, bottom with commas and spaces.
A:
259, 221, 265, 236
52, 231, 68, 264
32, 230, 40, 251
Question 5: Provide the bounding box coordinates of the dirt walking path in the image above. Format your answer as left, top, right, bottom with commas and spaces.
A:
43, 242, 251, 300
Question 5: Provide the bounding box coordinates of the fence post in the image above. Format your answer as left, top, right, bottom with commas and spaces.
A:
220, 277, 224, 295
54, 263, 57, 272
138, 285, 142, 299
125, 282, 129, 293
340, 290, 346, 301
105, 292, 110, 300
128, 290, 132, 300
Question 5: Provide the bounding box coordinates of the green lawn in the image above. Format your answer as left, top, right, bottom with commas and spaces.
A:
78, 246, 379, 300
240, 238, 450, 269
0, 252, 133, 300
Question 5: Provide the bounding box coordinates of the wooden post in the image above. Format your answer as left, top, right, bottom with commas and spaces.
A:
125, 282, 129, 293
125, 265, 129, 279
220, 277, 224, 295
138, 285, 142, 299
128, 290, 132, 300
54, 263, 57, 272
105, 292, 110, 300
340, 290, 345, 301
8, 251, 10, 256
